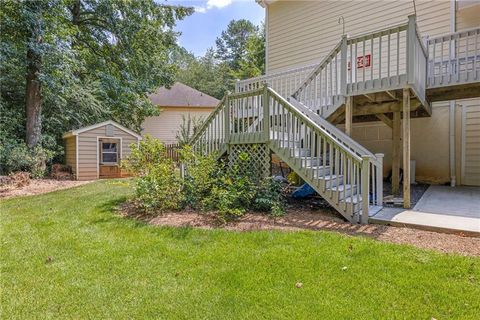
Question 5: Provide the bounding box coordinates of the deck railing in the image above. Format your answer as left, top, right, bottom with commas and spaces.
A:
292, 16, 426, 117
427, 27, 480, 87
292, 39, 345, 118
190, 97, 227, 156
235, 63, 317, 98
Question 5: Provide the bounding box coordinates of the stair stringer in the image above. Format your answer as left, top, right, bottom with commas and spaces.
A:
269, 141, 359, 223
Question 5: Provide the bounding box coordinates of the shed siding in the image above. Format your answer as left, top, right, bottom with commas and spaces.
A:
64, 136, 77, 175
267, 0, 450, 72
142, 107, 214, 144
76, 125, 139, 180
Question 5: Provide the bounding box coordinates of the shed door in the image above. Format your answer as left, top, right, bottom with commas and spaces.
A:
463, 104, 480, 186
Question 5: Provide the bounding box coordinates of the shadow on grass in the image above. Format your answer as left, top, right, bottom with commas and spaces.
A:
92, 196, 148, 228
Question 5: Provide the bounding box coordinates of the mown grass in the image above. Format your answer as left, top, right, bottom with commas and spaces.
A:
1, 180, 479, 319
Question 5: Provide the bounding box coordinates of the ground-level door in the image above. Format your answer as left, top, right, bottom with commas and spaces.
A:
98, 138, 122, 179
462, 103, 480, 186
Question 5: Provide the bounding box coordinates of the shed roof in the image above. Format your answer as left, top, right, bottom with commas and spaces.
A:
148, 82, 219, 107
63, 120, 142, 139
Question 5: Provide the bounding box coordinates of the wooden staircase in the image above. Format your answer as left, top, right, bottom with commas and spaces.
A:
190, 86, 383, 224
191, 15, 480, 224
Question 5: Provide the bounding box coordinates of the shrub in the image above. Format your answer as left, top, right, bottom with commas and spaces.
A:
123, 140, 287, 218
122, 136, 183, 212
253, 177, 286, 216
180, 146, 222, 209
121, 135, 165, 176
203, 174, 256, 219
134, 162, 184, 211
0, 140, 54, 178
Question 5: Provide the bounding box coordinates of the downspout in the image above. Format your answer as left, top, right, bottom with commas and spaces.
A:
449, 0, 456, 187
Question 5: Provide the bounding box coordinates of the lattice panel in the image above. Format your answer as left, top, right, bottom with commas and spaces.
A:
228, 144, 271, 180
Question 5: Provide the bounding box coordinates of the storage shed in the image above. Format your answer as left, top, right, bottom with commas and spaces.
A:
63, 120, 142, 180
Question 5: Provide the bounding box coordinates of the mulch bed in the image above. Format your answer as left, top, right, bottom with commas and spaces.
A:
119, 201, 480, 257
0, 179, 91, 199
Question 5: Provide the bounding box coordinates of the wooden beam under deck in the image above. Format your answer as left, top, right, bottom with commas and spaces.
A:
375, 113, 393, 128
427, 83, 480, 102
353, 100, 421, 116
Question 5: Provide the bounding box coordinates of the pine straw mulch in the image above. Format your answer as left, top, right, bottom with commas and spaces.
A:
119, 201, 480, 257
0, 179, 91, 199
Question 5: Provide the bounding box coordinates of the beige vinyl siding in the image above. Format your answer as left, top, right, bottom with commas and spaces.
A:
77, 125, 138, 180
463, 104, 480, 186
142, 107, 214, 144
457, 3, 480, 185
64, 136, 77, 175
267, 0, 450, 73
456, 2, 480, 31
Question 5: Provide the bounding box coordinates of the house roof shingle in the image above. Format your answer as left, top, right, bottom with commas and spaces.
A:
148, 82, 219, 107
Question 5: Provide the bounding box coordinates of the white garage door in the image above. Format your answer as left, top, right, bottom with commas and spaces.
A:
463, 104, 480, 186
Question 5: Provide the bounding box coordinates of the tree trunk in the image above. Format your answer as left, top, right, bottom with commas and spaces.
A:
25, 49, 42, 148
25, 1, 44, 148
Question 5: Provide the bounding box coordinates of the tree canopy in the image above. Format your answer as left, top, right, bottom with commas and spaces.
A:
0, 0, 193, 173
176, 20, 265, 100
0, 2, 265, 175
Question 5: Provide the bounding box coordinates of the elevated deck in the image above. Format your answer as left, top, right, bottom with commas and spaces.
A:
237, 18, 480, 121
193, 16, 480, 224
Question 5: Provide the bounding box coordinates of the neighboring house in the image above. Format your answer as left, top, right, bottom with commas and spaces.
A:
254, 0, 480, 187
142, 82, 219, 144
63, 120, 141, 180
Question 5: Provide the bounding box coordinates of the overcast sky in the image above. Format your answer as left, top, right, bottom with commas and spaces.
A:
167, 0, 265, 56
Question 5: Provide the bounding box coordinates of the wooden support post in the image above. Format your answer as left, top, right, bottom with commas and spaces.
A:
361, 155, 371, 224
392, 111, 401, 195
402, 88, 411, 209
345, 96, 353, 136
263, 84, 270, 143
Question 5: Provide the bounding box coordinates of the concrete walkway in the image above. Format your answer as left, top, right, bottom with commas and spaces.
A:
371, 186, 480, 236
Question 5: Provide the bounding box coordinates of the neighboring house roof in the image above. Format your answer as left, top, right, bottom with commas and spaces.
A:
148, 82, 219, 108
63, 120, 142, 139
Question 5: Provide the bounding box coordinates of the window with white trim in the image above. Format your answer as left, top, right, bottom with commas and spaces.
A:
101, 141, 118, 164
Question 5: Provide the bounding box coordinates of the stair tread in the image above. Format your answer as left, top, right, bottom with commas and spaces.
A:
329, 184, 356, 192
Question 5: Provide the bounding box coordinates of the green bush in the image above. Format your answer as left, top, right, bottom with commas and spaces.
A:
203, 174, 256, 219
134, 162, 184, 211
123, 136, 183, 212
0, 140, 54, 178
123, 140, 286, 218
180, 146, 221, 209
184, 149, 286, 219
253, 177, 286, 216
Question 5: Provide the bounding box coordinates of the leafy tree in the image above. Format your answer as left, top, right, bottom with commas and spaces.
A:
175, 19, 265, 99
176, 48, 233, 99
215, 19, 258, 70
0, 0, 193, 172
231, 24, 265, 79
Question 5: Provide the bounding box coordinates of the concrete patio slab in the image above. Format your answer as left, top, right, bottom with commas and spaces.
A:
413, 185, 480, 218
370, 185, 480, 236
370, 207, 480, 236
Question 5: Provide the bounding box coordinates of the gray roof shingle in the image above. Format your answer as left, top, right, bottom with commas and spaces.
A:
148, 82, 219, 107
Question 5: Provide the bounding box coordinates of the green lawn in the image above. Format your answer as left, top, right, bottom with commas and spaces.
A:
1, 180, 479, 319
